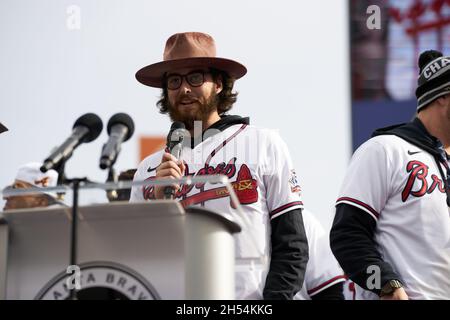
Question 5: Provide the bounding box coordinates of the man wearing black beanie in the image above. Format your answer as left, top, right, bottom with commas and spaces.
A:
330, 50, 450, 300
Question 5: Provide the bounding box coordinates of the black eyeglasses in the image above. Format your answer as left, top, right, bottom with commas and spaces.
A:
165, 71, 207, 90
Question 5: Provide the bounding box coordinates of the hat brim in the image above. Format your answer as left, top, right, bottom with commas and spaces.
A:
135, 57, 247, 88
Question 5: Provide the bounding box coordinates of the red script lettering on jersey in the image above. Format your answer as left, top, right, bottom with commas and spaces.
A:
142, 158, 237, 200
402, 160, 445, 202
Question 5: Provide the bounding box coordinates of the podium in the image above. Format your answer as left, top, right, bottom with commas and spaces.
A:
0, 201, 241, 300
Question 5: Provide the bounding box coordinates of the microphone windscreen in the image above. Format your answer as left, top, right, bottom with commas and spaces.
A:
73, 113, 103, 142
107, 113, 135, 141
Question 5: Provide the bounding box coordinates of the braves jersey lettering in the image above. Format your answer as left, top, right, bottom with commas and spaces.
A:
142, 161, 258, 207
142, 157, 238, 200
130, 124, 304, 299
402, 160, 446, 201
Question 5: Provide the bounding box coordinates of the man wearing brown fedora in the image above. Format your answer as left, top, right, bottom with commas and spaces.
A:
131, 32, 308, 300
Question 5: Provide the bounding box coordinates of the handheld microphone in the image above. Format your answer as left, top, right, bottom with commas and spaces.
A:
40, 113, 103, 173
164, 121, 187, 199
99, 113, 135, 170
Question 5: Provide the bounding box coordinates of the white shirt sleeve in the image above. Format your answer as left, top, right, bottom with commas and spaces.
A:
336, 138, 391, 221
301, 210, 346, 297
129, 150, 165, 203
262, 130, 304, 220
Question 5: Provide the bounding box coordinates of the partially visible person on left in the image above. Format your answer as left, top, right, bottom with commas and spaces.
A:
2, 162, 62, 210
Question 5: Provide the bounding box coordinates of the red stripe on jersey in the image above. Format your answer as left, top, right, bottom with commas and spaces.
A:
336, 197, 380, 219
307, 275, 347, 296
205, 124, 248, 165
180, 186, 230, 207
270, 201, 304, 218
201, 124, 247, 207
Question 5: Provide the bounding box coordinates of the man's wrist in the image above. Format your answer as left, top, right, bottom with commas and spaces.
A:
379, 279, 403, 297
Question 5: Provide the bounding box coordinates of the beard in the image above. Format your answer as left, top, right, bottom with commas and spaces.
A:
167, 90, 219, 130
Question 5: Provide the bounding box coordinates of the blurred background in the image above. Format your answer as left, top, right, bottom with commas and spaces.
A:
1, 0, 449, 229
351, 0, 450, 149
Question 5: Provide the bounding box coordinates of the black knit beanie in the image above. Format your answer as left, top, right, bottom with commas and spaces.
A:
415, 50, 450, 111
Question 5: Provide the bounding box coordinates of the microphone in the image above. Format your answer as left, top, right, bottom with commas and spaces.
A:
164, 121, 187, 199
99, 113, 135, 170
40, 113, 103, 173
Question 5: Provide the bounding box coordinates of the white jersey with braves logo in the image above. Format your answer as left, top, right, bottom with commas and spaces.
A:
294, 209, 346, 300
336, 135, 450, 300
130, 123, 304, 299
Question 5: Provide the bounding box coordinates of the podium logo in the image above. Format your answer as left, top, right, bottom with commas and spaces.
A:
35, 262, 161, 300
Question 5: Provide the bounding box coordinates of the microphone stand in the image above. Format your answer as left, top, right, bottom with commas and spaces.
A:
66, 176, 89, 300
56, 159, 90, 300
105, 166, 118, 202
53, 161, 67, 201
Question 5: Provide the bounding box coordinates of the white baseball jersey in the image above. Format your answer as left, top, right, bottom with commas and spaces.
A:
337, 135, 450, 300
294, 209, 346, 300
130, 124, 304, 299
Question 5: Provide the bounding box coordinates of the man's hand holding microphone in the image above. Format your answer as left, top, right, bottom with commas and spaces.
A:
154, 122, 187, 199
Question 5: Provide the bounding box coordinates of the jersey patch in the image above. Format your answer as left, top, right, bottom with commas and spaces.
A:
289, 169, 302, 194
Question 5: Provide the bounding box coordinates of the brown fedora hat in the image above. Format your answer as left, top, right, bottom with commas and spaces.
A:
135, 32, 247, 88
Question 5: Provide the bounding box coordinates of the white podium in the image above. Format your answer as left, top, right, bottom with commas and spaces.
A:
0, 201, 241, 300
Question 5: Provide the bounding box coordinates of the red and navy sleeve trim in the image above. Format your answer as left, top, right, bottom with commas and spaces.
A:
336, 197, 379, 221
270, 201, 304, 219
307, 275, 347, 296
